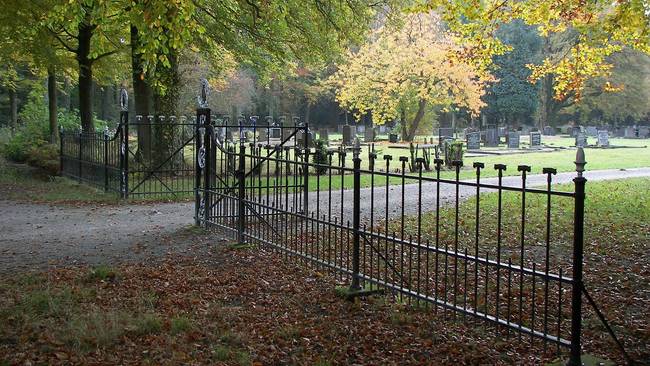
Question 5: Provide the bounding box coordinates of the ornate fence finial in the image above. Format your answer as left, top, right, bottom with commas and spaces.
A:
198, 78, 209, 108
575, 147, 586, 177
119, 88, 128, 111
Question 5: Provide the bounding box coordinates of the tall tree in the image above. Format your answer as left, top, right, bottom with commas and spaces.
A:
328, 13, 490, 141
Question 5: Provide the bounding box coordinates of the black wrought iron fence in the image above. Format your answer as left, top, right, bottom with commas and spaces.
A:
192, 105, 627, 365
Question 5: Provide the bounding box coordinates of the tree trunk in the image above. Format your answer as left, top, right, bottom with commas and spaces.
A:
405, 99, 427, 142
152, 50, 180, 167
131, 25, 153, 161
63, 76, 71, 111
9, 88, 17, 132
77, 12, 95, 132
48, 66, 58, 143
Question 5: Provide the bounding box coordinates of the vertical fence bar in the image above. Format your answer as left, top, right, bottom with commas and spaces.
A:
202, 109, 212, 225
303, 125, 310, 216
59, 127, 64, 175
568, 148, 587, 366
103, 128, 109, 192
78, 130, 83, 183
237, 144, 246, 245
121, 111, 129, 199
349, 154, 362, 291
194, 112, 204, 226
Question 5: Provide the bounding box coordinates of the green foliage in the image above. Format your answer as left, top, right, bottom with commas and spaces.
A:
443, 140, 464, 167
312, 138, 329, 175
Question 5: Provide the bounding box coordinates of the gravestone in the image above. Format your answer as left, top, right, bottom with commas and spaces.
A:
342, 125, 356, 145
364, 127, 376, 143
438, 128, 454, 140
318, 129, 329, 142
571, 126, 582, 137
597, 130, 609, 147
498, 127, 507, 138
466, 131, 480, 150
389, 133, 399, 143
507, 131, 520, 149
270, 127, 281, 139
378, 125, 388, 134
639, 127, 650, 138
542, 126, 555, 136
530, 131, 542, 148
586, 126, 598, 137
575, 133, 587, 147
485, 128, 499, 147
624, 127, 636, 138
357, 125, 366, 133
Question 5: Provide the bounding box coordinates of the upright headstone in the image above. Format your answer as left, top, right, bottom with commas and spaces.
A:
530, 131, 542, 148
378, 125, 388, 134
597, 130, 609, 147
543, 126, 556, 136
466, 131, 480, 150
639, 126, 650, 138
586, 126, 598, 137
389, 133, 399, 143
575, 132, 587, 147
438, 128, 454, 140
507, 131, 520, 149
270, 127, 281, 139
571, 126, 582, 137
357, 125, 366, 133
342, 125, 356, 145
624, 127, 636, 138
498, 127, 507, 138
364, 127, 376, 143
485, 128, 499, 147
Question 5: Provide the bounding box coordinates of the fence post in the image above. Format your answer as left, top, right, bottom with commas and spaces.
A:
119, 88, 129, 199
202, 109, 212, 226
303, 124, 310, 215
103, 127, 109, 192
237, 144, 246, 245
569, 147, 587, 366
349, 138, 362, 291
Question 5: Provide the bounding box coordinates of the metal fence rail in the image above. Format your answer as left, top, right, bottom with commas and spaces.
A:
195, 107, 589, 365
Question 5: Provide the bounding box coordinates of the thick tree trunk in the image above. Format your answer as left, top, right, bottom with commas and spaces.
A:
48, 66, 58, 143
77, 13, 95, 132
63, 76, 72, 111
131, 25, 153, 161
9, 88, 17, 132
405, 99, 427, 142
152, 50, 180, 167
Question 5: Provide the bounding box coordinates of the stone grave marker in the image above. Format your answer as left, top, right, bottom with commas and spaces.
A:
507, 131, 520, 149
357, 125, 366, 133
586, 126, 598, 137
270, 127, 281, 139
639, 127, 650, 138
438, 128, 454, 140
575, 132, 587, 147
597, 130, 609, 147
543, 126, 556, 136
364, 127, 376, 143
498, 127, 507, 137
485, 128, 499, 147
342, 125, 356, 145
466, 131, 480, 150
624, 127, 636, 138
530, 131, 542, 148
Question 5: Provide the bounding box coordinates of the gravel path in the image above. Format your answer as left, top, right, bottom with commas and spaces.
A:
1, 168, 649, 273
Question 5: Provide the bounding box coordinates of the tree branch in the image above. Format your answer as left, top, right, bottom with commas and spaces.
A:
47, 27, 77, 54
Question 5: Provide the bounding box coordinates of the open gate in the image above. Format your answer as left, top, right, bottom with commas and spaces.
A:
195, 107, 310, 243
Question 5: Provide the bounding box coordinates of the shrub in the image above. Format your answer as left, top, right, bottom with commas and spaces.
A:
443, 140, 464, 168
312, 138, 329, 175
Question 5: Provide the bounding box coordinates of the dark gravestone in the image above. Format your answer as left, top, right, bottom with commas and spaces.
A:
543, 126, 556, 136
270, 127, 281, 139
485, 128, 498, 147
575, 133, 587, 147
342, 125, 356, 145
389, 133, 399, 143
507, 131, 520, 149
571, 126, 582, 137
530, 131, 542, 148
466, 132, 480, 150
639, 127, 650, 138
364, 127, 376, 143
498, 127, 507, 137
586, 126, 598, 137
438, 128, 454, 140
597, 130, 609, 147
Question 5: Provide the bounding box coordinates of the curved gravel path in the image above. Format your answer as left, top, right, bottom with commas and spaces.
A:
1, 168, 649, 273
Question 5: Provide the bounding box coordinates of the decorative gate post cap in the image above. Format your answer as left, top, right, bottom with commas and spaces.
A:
198, 78, 209, 108
119, 88, 128, 111
575, 147, 586, 177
